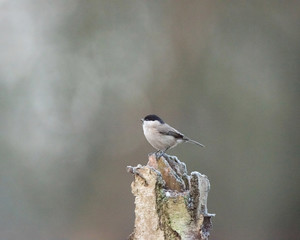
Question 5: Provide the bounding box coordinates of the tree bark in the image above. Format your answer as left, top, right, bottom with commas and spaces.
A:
127, 154, 215, 240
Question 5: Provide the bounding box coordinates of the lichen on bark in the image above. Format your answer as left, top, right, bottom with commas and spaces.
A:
127, 154, 215, 240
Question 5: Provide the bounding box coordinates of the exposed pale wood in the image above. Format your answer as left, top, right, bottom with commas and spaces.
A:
127, 154, 215, 240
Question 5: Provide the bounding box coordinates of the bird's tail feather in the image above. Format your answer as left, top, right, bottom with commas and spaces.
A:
187, 139, 205, 147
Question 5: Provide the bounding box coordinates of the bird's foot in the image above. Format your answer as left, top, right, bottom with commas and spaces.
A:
155, 151, 167, 159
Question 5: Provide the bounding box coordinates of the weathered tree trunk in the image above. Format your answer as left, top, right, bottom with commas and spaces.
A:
127, 154, 215, 240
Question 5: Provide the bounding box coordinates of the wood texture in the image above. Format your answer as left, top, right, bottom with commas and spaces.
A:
127, 154, 215, 240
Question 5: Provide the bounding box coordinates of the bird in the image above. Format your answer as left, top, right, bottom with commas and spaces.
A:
141, 114, 205, 158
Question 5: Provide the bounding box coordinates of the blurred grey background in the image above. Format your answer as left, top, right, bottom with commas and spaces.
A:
0, 1, 299, 240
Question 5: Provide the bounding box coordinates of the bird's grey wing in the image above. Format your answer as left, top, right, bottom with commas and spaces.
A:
158, 124, 205, 147
157, 124, 186, 140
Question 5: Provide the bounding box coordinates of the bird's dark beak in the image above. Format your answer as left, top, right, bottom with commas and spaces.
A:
140, 118, 144, 123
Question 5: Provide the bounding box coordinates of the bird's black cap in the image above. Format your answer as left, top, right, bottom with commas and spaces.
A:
143, 114, 164, 124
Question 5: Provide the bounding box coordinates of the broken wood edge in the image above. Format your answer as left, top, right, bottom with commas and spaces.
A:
127, 154, 215, 240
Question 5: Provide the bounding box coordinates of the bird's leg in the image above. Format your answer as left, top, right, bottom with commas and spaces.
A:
154, 150, 162, 159
148, 149, 164, 157
156, 147, 170, 159
156, 151, 163, 159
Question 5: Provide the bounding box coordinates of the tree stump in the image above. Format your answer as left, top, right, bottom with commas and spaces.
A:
127, 154, 215, 240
